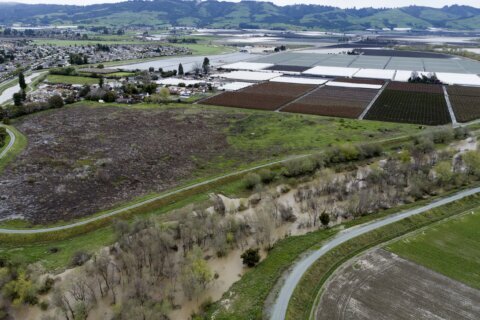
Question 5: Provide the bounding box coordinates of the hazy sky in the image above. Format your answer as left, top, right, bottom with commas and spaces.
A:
0, 0, 479, 9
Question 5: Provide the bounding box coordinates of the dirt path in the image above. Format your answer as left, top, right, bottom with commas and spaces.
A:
0, 125, 15, 160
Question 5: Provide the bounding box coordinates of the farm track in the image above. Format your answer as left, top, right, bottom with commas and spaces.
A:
269, 186, 480, 320
0, 125, 15, 160
359, 82, 388, 120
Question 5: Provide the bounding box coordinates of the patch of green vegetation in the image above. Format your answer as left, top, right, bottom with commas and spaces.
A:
286, 194, 480, 320
46, 74, 99, 85
227, 113, 421, 155
0, 227, 116, 271
105, 72, 136, 78
387, 209, 480, 289
170, 43, 235, 55
33, 39, 147, 46
0, 125, 27, 174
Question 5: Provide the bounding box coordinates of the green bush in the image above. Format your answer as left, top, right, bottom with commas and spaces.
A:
243, 173, 261, 190
258, 169, 276, 184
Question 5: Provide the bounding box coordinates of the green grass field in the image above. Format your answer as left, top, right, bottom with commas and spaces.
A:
46, 74, 99, 86
33, 39, 147, 46
387, 209, 480, 289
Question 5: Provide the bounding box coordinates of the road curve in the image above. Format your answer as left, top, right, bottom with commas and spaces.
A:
0, 126, 15, 160
269, 186, 480, 320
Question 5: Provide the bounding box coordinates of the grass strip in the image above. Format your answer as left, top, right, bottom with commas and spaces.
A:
286, 193, 480, 320
0, 125, 27, 174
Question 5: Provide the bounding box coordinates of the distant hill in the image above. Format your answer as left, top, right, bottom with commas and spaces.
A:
0, 0, 479, 31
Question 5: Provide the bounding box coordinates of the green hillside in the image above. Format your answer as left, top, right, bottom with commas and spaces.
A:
0, 1, 479, 31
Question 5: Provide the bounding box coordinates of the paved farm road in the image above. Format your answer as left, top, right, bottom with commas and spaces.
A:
269, 186, 480, 320
0, 126, 15, 160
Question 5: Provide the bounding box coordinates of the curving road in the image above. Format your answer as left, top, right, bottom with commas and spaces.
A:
0, 126, 15, 160
269, 186, 480, 320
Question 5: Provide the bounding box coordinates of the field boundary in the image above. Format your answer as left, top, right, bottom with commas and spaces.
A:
275, 84, 324, 112
359, 80, 389, 120
443, 85, 458, 127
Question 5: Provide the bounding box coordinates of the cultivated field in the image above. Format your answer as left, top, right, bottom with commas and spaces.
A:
365, 90, 451, 125
448, 86, 480, 123
283, 86, 378, 118
0, 103, 418, 224
387, 81, 444, 94
316, 249, 480, 320
265, 65, 310, 73
388, 211, 480, 289
203, 82, 316, 111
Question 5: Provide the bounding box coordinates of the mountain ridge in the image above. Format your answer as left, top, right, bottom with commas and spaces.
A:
0, 1, 479, 31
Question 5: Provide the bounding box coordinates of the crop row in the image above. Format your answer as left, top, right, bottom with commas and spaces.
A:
446, 86, 480, 123
450, 95, 480, 123
365, 90, 451, 125
447, 86, 480, 97
202, 82, 316, 111
387, 82, 444, 94
282, 86, 378, 118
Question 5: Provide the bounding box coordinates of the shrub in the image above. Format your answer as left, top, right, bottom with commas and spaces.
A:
37, 277, 55, 295
320, 212, 330, 227
241, 248, 260, 267
70, 251, 91, 267
243, 173, 261, 190
39, 301, 49, 311
284, 158, 316, 177
258, 169, 275, 184
102, 91, 116, 103
48, 95, 64, 109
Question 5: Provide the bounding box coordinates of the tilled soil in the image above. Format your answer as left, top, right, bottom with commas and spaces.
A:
0, 105, 240, 224
316, 249, 480, 320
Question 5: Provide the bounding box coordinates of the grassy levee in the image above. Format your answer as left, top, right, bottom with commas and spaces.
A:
0, 125, 27, 174
285, 193, 480, 320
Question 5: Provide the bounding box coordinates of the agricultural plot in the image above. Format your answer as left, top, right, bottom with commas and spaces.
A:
387, 81, 444, 94
317, 249, 480, 320
282, 86, 378, 118
365, 90, 451, 125
202, 82, 316, 111
388, 210, 480, 289
265, 65, 310, 73
447, 86, 480, 123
